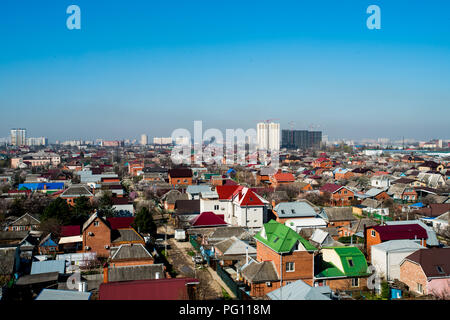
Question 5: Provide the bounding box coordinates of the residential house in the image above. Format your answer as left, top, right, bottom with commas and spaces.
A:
269, 171, 295, 188
6, 213, 40, 232
314, 246, 370, 291
371, 240, 424, 281
162, 190, 189, 211
360, 198, 389, 216
241, 220, 316, 297
38, 233, 58, 255
272, 200, 326, 232
319, 184, 355, 206
320, 207, 357, 237
60, 184, 94, 206
400, 247, 450, 298
214, 236, 256, 267
364, 224, 428, 259
168, 168, 193, 186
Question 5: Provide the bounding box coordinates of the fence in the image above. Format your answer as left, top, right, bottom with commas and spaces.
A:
216, 265, 251, 300
365, 211, 393, 221
189, 235, 201, 252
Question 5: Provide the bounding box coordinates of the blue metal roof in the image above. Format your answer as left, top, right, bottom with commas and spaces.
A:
18, 182, 64, 191
31, 260, 66, 275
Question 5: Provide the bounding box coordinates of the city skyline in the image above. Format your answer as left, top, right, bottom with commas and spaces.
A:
1, 1, 449, 141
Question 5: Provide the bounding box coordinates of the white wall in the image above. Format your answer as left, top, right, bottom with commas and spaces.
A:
371, 247, 421, 281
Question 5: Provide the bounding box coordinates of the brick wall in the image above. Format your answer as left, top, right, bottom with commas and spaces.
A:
400, 260, 428, 295
83, 217, 111, 257
256, 241, 314, 283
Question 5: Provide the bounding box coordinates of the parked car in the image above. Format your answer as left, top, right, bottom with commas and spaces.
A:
192, 255, 204, 264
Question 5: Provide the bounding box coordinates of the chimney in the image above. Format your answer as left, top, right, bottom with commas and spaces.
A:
103, 263, 109, 283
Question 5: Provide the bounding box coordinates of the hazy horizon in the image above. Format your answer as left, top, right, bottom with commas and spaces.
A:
1, 1, 449, 142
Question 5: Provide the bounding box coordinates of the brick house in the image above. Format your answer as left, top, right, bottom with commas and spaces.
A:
240, 220, 316, 297
269, 171, 295, 188
319, 184, 355, 206
399, 247, 450, 298
108, 243, 154, 267
82, 213, 145, 258
320, 207, 356, 236
314, 246, 370, 291
168, 168, 193, 186
312, 157, 333, 169
364, 224, 428, 260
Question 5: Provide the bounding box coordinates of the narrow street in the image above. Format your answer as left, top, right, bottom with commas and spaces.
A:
156, 224, 224, 300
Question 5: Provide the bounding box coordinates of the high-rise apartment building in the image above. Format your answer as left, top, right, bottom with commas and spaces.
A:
257, 122, 280, 151
281, 130, 322, 149
10, 128, 26, 146
140, 134, 148, 146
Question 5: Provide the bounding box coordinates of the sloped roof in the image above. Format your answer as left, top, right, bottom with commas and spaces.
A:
322, 207, 356, 222
317, 247, 369, 278
266, 279, 331, 300
168, 168, 192, 178
385, 220, 439, 246
31, 260, 65, 275
214, 236, 256, 256
99, 278, 199, 300
274, 201, 318, 218
273, 172, 295, 182
190, 211, 227, 227
373, 224, 428, 241
254, 220, 316, 253
372, 239, 424, 252
111, 228, 143, 243
240, 260, 279, 283
107, 217, 135, 230
107, 264, 165, 282
8, 213, 40, 227
111, 243, 152, 261
403, 247, 450, 278
320, 183, 343, 194
61, 225, 81, 237
36, 289, 91, 300
216, 185, 243, 200
60, 184, 93, 198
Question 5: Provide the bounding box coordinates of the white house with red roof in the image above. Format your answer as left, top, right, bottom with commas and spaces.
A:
202, 185, 269, 230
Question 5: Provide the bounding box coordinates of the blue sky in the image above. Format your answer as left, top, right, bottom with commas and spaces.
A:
0, 0, 449, 142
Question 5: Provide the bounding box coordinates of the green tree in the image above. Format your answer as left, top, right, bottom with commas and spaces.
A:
72, 196, 93, 224
40, 197, 72, 225
381, 281, 390, 300
133, 206, 156, 235
97, 192, 116, 217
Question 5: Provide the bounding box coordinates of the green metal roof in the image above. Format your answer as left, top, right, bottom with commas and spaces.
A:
318, 246, 370, 278
254, 220, 316, 253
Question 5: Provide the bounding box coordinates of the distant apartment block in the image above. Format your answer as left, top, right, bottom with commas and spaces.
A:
281, 129, 322, 149
257, 122, 280, 151
140, 134, 148, 146
153, 137, 173, 145
10, 128, 26, 146
27, 137, 48, 146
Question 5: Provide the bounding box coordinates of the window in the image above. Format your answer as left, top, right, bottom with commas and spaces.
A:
94, 221, 99, 227
273, 237, 279, 243
214, 205, 219, 210
286, 262, 295, 272
348, 258, 354, 267
351, 278, 359, 287
436, 266, 445, 274
371, 230, 376, 237
291, 209, 295, 214
417, 283, 423, 294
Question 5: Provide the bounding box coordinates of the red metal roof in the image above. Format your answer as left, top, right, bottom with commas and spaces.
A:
190, 211, 227, 227
373, 224, 428, 241
320, 183, 343, 194
238, 189, 266, 206
106, 217, 135, 230
216, 185, 242, 200
60, 225, 81, 237
99, 278, 199, 300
